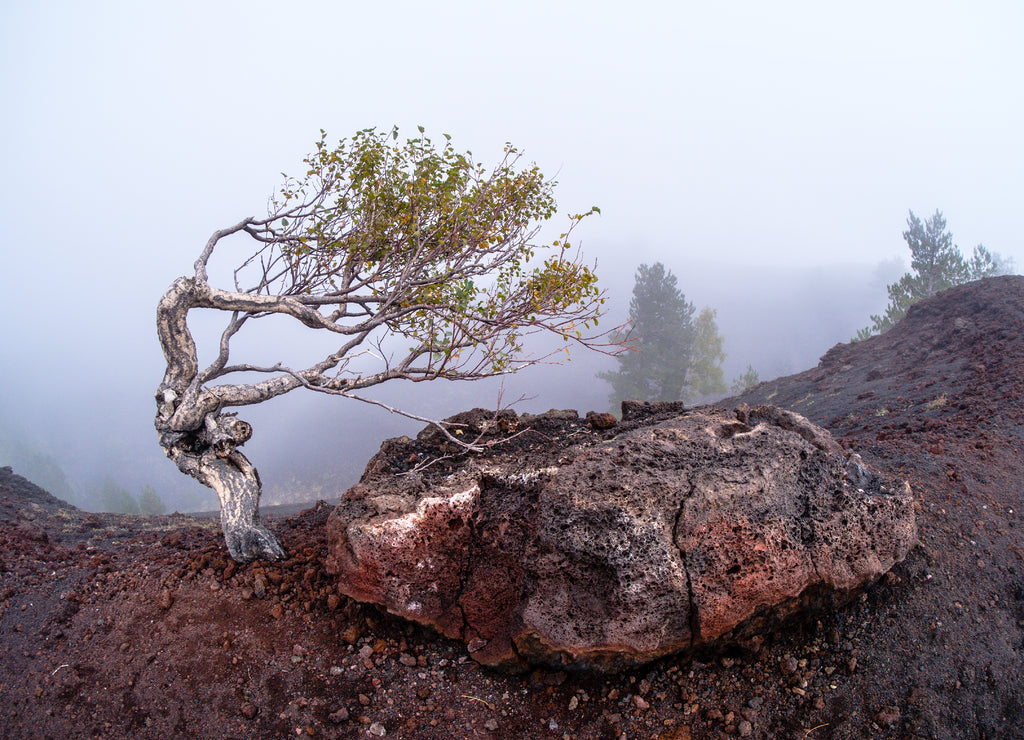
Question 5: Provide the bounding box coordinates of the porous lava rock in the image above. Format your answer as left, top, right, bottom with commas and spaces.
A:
325, 403, 916, 671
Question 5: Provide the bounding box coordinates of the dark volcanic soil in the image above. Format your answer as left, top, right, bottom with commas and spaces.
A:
2, 275, 1023, 739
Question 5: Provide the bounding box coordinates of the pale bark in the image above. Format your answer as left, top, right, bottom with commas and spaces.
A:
155, 240, 287, 562
155, 186, 615, 561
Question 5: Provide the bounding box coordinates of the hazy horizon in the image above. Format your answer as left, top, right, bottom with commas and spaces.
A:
2, 1, 1020, 511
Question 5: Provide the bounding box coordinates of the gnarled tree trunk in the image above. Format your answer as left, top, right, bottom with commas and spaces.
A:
155, 272, 285, 562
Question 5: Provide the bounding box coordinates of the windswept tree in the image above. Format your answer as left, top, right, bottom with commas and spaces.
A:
599, 262, 726, 408
156, 127, 611, 562
859, 210, 1012, 338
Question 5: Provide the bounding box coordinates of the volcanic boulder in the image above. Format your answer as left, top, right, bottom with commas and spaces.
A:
325, 404, 916, 671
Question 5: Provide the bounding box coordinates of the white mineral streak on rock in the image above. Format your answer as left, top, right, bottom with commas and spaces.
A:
482, 466, 560, 486
369, 483, 481, 547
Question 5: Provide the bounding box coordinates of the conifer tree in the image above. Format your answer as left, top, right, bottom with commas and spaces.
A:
860, 210, 1010, 337
687, 307, 727, 402
600, 263, 726, 408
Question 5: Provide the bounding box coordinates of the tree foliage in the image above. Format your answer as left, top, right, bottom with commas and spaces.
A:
687, 307, 727, 402
599, 263, 726, 408
138, 485, 167, 516
731, 364, 761, 394
98, 477, 139, 515
256, 127, 605, 373
155, 126, 614, 562
859, 210, 1012, 338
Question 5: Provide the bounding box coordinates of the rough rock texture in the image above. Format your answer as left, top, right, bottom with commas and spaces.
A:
325, 403, 916, 671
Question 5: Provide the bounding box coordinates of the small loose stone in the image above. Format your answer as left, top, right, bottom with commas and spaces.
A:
875, 706, 900, 727
586, 411, 617, 429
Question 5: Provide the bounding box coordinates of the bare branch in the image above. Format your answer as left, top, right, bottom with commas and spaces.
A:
193, 218, 254, 282
155, 125, 621, 562
270, 365, 485, 452
198, 312, 248, 385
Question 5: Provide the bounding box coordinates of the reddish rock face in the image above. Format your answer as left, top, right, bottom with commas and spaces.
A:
325, 404, 916, 672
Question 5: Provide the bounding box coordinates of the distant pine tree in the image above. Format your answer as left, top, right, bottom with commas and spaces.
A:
97, 477, 140, 514
687, 307, 727, 402
599, 262, 726, 408
860, 210, 1012, 338
731, 364, 761, 394
138, 485, 167, 515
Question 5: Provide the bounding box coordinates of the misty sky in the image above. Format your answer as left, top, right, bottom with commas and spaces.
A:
1, 1, 1021, 508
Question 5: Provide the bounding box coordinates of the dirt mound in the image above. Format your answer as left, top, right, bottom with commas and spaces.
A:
0, 466, 80, 522
1, 276, 1023, 738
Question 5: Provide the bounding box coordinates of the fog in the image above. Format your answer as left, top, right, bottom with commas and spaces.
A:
1, 2, 1020, 512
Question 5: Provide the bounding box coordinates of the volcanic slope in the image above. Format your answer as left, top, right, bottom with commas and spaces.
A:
0, 275, 1021, 739
732, 275, 1024, 738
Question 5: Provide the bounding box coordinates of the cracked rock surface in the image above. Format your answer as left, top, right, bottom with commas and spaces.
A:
326, 403, 916, 671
